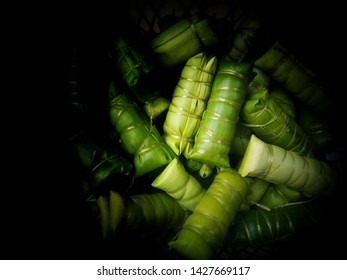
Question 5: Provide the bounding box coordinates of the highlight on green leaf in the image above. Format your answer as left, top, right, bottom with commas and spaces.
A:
151, 158, 206, 212
238, 134, 337, 197
163, 52, 217, 158
188, 59, 254, 168
169, 167, 249, 260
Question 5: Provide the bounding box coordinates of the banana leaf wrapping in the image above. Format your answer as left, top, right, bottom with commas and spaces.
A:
108, 79, 169, 121
113, 34, 163, 105
188, 60, 253, 167
238, 134, 337, 197
113, 34, 153, 87
258, 184, 305, 209
109, 93, 176, 178
97, 191, 190, 239
69, 131, 133, 194
163, 52, 217, 157
151, 158, 206, 212
269, 86, 296, 118
109, 191, 126, 235
240, 90, 313, 157
229, 123, 253, 157
150, 13, 219, 68
125, 192, 191, 231
225, 12, 263, 62
97, 195, 111, 241
247, 66, 271, 95
198, 163, 214, 178
169, 167, 249, 260
240, 177, 271, 211
254, 41, 334, 115
143, 96, 171, 121
185, 158, 203, 172
297, 105, 334, 153
227, 197, 328, 252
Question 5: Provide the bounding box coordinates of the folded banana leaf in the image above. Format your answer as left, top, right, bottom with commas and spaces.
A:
151, 13, 219, 68
113, 34, 153, 87
238, 134, 337, 197
97, 191, 190, 240
254, 41, 334, 116
163, 52, 217, 157
113, 33, 162, 105
151, 158, 206, 212
275, 184, 305, 203
227, 197, 329, 252
229, 122, 253, 157
240, 90, 313, 157
269, 86, 296, 118
297, 104, 335, 154
225, 11, 263, 62
125, 191, 191, 231
240, 177, 271, 211
188, 60, 253, 168
169, 167, 249, 260
109, 92, 176, 178
247, 65, 272, 95
69, 131, 133, 196
258, 184, 305, 209
143, 96, 171, 122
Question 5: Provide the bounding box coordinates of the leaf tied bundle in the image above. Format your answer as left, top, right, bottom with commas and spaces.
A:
151, 13, 219, 68
228, 197, 327, 252
109, 93, 176, 177
113, 34, 163, 105
225, 11, 263, 62
169, 167, 249, 260
254, 41, 334, 116
238, 134, 337, 197
126, 192, 191, 231
240, 90, 313, 157
70, 131, 133, 195
113, 34, 153, 87
151, 158, 206, 212
163, 52, 217, 157
188, 60, 254, 167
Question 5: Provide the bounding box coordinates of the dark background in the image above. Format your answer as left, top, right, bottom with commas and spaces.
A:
2, 0, 346, 260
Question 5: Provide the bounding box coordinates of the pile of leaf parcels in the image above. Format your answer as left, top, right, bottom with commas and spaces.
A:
66, 0, 346, 259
